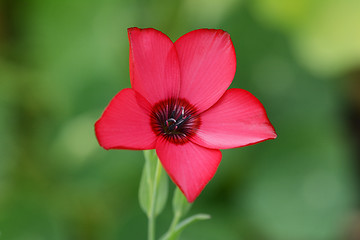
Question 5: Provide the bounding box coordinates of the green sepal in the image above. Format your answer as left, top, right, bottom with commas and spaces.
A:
139, 149, 168, 217
172, 187, 191, 218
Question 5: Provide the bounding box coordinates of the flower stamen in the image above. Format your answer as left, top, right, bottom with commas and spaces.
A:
166, 118, 177, 127
150, 98, 201, 144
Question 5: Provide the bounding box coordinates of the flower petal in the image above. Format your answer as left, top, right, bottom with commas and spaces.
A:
175, 29, 236, 112
156, 138, 222, 202
192, 89, 277, 149
95, 88, 157, 150
128, 27, 180, 105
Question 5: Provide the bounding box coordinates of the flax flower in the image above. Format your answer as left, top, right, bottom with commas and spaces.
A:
95, 28, 276, 202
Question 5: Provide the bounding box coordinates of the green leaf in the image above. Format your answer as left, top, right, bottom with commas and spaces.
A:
172, 187, 191, 218
161, 214, 211, 240
139, 150, 168, 217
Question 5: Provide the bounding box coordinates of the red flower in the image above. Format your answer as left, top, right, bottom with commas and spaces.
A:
95, 28, 277, 202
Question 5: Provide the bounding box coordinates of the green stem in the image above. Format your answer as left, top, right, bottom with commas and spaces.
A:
160, 212, 181, 240
169, 212, 181, 233
148, 158, 162, 240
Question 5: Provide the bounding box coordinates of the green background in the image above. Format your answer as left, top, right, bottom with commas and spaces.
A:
1, 0, 359, 239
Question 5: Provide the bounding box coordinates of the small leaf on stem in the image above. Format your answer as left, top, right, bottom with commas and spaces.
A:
161, 214, 211, 240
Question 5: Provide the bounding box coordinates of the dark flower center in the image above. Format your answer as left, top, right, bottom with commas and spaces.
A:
150, 98, 200, 144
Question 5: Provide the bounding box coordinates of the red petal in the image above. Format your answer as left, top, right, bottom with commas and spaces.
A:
128, 28, 180, 105
95, 88, 157, 150
192, 89, 277, 149
156, 138, 222, 202
175, 29, 236, 112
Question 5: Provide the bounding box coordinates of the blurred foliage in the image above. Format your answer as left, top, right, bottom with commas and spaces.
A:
0, 0, 359, 239
250, 0, 360, 76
